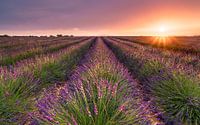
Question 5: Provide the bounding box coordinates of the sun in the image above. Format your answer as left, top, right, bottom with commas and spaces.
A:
159, 26, 167, 33
150, 25, 172, 47
156, 25, 169, 37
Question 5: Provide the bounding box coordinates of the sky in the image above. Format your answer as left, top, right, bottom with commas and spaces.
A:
0, 0, 200, 36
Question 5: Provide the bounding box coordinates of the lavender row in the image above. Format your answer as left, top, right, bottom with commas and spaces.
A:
111, 37, 200, 78
32, 38, 163, 125
0, 38, 93, 124
105, 37, 200, 125
0, 36, 72, 55
0, 37, 90, 66
116, 36, 200, 54
0, 36, 83, 53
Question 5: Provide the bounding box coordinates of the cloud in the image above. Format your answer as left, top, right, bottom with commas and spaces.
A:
0, 0, 148, 30
0, 0, 200, 35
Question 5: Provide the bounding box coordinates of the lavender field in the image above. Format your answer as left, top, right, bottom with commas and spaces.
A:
0, 36, 200, 125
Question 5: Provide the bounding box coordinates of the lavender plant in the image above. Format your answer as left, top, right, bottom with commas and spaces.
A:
105, 37, 200, 125
152, 73, 200, 125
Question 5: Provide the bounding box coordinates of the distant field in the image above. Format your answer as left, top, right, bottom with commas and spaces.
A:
116, 36, 200, 53
0, 36, 199, 125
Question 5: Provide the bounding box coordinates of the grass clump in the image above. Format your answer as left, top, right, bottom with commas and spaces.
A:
0, 74, 36, 124
139, 60, 164, 78
60, 80, 137, 125
152, 73, 200, 125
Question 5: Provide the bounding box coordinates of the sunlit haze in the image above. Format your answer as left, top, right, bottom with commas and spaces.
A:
0, 0, 200, 36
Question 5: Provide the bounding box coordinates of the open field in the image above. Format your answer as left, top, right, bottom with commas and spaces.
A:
0, 36, 200, 125
116, 36, 200, 53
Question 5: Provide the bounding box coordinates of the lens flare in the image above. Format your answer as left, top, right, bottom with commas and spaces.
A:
151, 36, 172, 47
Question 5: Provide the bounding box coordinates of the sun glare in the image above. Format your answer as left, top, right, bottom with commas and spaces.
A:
155, 24, 170, 37
159, 26, 167, 33
150, 25, 172, 46
152, 35, 172, 47
158, 25, 169, 35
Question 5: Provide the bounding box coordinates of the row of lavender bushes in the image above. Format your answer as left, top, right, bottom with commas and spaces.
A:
104, 38, 200, 125
112, 37, 200, 78
0, 36, 67, 63
116, 36, 200, 54
0, 39, 93, 124
0, 36, 82, 55
0, 37, 89, 66
33, 38, 154, 125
